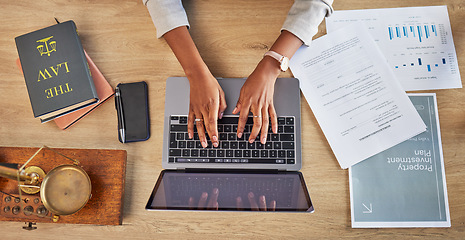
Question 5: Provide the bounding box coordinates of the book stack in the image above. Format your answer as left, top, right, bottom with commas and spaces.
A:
15, 20, 113, 129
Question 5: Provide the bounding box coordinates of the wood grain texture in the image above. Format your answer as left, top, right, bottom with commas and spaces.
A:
0, 0, 464, 239
0, 147, 127, 225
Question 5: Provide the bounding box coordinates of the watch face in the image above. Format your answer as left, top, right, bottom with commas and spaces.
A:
280, 57, 289, 71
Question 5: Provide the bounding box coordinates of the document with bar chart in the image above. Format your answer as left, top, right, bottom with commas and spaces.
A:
326, 6, 462, 91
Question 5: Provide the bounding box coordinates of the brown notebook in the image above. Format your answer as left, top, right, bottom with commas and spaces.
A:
17, 51, 114, 129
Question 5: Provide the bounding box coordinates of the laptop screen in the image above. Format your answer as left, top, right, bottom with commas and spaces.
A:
145, 170, 314, 212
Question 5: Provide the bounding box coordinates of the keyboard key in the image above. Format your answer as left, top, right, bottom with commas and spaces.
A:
286, 117, 294, 125
200, 150, 207, 157
224, 125, 232, 132
226, 150, 233, 157
221, 142, 229, 149
217, 150, 225, 157
276, 159, 285, 164
179, 141, 186, 148
170, 140, 177, 148
284, 126, 294, 133
287, 150, 295, 158
265, 142, 273, 149
171, 124, 187, 132
208, 150, 216, 157
219, 133, 227, 140
239, 142, 247, 149
278, 150, 286, 158
271, 134, 279, 141
278, 117, 285, 125
287, 159, 295, 164
182, 149, 190, 157
191, 149, 199, 157
248, 142, 255, 149
234, 150, 242, 157
273, 142, 281, 149
176, 133, 184, 140
169, 149, 181, 156
230, 142, 238, 149
270, 150, 277, 158
243, 150, 251, 157
180, 117, 188, 123
187, 141, 195, 148
228, 133, 236, 141
252, 150, 260, 158
282, 142, 295, 149
280, 134, 294, 141
260, 150, 268, 158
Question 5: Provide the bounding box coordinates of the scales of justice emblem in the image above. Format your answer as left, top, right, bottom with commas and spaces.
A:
36, 36, 56, 57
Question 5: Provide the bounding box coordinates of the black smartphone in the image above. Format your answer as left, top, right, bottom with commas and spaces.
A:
115, 81, 150, 143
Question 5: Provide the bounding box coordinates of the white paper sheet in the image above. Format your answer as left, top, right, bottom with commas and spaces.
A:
326, 6, 462, 91
290, 23, 426, 169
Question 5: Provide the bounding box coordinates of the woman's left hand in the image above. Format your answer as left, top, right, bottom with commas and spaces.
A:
233, 56, 281, 144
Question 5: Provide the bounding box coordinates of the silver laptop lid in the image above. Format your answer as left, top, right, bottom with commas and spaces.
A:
163, 77, 301, 171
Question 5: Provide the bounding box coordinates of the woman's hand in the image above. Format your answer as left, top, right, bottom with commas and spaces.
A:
233, 57, 281, 144
187, 71, 227, 148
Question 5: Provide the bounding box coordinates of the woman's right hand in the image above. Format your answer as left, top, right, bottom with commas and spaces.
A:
187, 70, 227, 148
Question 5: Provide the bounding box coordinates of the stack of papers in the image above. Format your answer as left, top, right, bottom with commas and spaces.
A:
290, 23, 426, 169
289, 6, 456, 228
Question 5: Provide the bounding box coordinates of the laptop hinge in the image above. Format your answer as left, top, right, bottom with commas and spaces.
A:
183, 168, 280, 174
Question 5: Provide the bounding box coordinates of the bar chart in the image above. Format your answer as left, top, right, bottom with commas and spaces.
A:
388, 24, 439, 42
326, 6, 461, 91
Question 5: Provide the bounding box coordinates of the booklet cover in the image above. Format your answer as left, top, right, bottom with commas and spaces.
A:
349, 93, 450, 228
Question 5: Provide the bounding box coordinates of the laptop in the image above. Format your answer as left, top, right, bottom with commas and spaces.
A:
145, 77, 313, 212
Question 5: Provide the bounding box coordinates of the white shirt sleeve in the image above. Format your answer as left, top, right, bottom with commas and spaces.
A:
142, 0, 333, 44
282, 0, 334, 46
143, 0, 190, 38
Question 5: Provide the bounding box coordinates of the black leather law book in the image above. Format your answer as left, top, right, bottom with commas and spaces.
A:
15, 20, 98, 123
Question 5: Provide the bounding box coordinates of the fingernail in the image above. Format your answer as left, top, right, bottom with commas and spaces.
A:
219, 112, 224, 119
202, 141, 208, 148
233, 107, 237, 113
189, 132, 193, 139
249, 139, 254, 143
248, 192, 254, 199
213, 136, 218, 141
237, 132, 242, 138
213, 142, 218, 148
261, 137, 266, 144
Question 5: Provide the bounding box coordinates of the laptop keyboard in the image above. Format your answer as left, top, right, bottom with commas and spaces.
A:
168, 115, 296, 164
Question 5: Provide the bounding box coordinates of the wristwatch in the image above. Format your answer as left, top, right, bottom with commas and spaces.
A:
264, 50, 289, 72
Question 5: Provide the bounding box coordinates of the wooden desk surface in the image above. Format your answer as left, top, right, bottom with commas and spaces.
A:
0, 0, 463, 239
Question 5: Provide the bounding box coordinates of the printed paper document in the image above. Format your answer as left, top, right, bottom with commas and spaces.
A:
326, 6, 462, 91
349, 94, 450, 228
289, 23, 426, 169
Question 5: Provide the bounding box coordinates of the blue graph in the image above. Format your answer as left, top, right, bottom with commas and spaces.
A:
388, 24, 438, 42
394, 58, 446, 72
